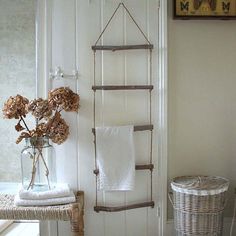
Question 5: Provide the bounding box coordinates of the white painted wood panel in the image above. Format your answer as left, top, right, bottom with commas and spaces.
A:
77, 1, 159, 236
76, 1, 107, 235
40, 0, 160, 234
50, 1, 78, 235
51, 0, 79, 190
51, 0, 76, 73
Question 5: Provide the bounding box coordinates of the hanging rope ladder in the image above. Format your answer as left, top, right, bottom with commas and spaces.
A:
92, 2, 155, 213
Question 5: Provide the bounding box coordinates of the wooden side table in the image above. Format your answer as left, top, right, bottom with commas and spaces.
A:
0, 191, 84, 236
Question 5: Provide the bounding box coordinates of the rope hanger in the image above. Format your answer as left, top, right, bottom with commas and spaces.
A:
94, 2, 152, 47
92, 2, 154, 213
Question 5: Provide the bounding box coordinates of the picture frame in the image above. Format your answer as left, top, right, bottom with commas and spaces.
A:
173, 0, 236, 19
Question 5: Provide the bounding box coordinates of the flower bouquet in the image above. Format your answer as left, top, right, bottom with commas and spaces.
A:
2, 87, 80, 191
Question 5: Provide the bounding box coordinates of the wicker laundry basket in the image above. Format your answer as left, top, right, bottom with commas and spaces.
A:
170, 176, 229, 236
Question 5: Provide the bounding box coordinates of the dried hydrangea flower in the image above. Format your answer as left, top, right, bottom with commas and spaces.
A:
48, 87, 80, 112
16, 122, 49, 144
2, 95, 29, 119
36, 122, 48, 135
30, 123, 48, 137
3, 86, 79, 147
15, 121, 25, 132
27, 98, 52, 120
16, 132, 31, 144
47, 112, 69, 144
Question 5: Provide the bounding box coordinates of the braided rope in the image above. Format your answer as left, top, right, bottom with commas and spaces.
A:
94, 3, 151, 46
149, 49, 153, 201
93, 51, 98, 207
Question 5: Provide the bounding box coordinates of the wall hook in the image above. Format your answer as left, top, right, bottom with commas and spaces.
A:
50, 66, 78, 80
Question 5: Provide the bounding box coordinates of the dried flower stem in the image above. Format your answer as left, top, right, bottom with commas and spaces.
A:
27, 148, 51, 190
27, 153, 39, 190
39, 150, 51, 190
20, 116, 30, 133
45, 108, 61, 133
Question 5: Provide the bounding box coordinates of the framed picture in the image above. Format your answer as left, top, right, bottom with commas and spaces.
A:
174, 0, 236, 19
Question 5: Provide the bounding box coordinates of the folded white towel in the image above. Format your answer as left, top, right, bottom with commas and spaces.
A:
96, 125, 135, 191
18, 183, 71, 200
14, 191, 76, 206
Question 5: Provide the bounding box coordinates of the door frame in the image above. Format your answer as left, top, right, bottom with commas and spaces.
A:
158, 0, 168, 235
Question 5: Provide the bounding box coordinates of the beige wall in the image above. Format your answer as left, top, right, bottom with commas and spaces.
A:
168, 0, 236, 218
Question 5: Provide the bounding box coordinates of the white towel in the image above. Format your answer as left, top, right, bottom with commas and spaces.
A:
14, 191, 76, 206
18, 183, 70, 200
96, 125, 135, 191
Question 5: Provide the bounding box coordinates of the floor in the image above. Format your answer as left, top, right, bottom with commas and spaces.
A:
0, 222, 39, 236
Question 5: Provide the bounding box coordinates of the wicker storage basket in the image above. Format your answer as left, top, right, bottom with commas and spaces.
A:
170, 176, 229, 236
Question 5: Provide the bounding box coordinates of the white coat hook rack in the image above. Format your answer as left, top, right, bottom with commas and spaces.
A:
50, 66, 79, 80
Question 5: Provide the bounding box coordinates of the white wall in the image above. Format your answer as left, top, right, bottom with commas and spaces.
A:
168, 0, 236, 224
46, 0, 161, 235
0, 0, 35, 182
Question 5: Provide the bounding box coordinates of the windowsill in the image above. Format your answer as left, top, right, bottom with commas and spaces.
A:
0, 220, 13, 234
0, 183, 20, 234
0, 222, 39, 236
0, 183, 19, 195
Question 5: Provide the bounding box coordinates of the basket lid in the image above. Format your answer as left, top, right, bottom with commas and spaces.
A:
171, 176, 229, 196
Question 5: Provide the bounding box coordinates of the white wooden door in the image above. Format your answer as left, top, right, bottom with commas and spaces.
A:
77, 1, 159, 236
39, 0, 161, 235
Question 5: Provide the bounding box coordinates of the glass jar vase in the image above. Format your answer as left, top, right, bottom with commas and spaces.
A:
21, 136, 56, 192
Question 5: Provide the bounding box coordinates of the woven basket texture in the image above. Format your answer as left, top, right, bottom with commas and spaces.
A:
171, 176, 228, 236
0, 194, 72, 221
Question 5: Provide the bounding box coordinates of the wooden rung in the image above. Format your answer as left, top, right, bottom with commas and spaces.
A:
93, 164, 154, 175
135, 164, 154, 171
92, 44, 153, 51
94, 201, 155, 212
134, 125, 153, 131
92, 85, 153, 91
92, 125, 153, 135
